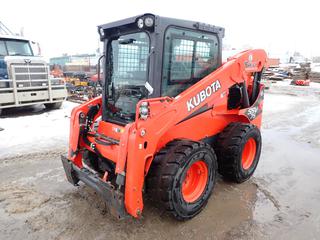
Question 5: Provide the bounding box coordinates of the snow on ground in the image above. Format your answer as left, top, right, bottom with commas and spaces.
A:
263, 92, 309, 113
263, 81, 320, 147
0, 102, 78, 159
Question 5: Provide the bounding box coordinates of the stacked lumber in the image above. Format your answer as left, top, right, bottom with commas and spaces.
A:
309, 72, 320, 83
263, 70, 274, 78
292, 70, 307, 80
292, 64, 311, 80
263, 68, 289, 81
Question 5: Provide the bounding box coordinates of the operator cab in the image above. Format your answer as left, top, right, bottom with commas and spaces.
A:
98, 13, 225, 125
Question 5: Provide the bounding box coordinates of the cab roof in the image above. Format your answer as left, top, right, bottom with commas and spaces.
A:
0, 34, 30, 41
98, 13, 225, 39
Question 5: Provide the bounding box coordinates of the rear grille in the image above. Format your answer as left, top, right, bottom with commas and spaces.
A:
11, 63, 48, 88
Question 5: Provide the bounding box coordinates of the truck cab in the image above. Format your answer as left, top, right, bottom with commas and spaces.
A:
0, 34, 67, 115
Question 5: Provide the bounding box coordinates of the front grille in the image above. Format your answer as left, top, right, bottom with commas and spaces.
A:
11, 63, 48, 88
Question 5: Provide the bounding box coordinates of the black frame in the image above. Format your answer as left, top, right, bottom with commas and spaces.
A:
98, 13, 224, 121
165, 32, 219, 84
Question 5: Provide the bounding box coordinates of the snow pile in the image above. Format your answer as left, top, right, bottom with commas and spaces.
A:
0, 102, 78, 159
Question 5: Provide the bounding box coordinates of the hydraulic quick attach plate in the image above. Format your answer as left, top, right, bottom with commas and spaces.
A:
61, 155, 127, 219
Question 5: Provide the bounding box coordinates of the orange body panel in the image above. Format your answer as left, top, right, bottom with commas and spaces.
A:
67, 49, 267, 218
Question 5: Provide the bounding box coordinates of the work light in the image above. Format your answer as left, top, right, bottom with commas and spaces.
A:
99, 27, 105, 37
144, 17, 154, 27
137, 18, 144, 29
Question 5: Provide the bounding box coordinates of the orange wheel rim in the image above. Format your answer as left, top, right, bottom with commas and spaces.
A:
242, 138, 257, 170
182, 160, 208, 203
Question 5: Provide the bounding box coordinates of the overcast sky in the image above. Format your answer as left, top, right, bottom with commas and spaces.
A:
2, 0, 320, 60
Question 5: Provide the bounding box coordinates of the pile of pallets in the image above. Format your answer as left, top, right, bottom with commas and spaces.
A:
292, 64, 311, 80
292, 70, 307, 80
263, 68, 289, 81
309, 72, 320, 83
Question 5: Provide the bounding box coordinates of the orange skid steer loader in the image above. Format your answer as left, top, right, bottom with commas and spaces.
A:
61, 14, 267, 220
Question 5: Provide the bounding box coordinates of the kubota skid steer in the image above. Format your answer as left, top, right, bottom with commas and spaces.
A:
61, 14, 267, 220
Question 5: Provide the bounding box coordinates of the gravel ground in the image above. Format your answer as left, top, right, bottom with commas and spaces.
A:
0, 80, 320, 240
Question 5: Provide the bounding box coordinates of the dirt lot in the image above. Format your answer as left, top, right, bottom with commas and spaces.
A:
1, 81, 320, 240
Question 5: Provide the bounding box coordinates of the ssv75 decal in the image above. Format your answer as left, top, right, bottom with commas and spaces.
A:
187, 80, 222, 111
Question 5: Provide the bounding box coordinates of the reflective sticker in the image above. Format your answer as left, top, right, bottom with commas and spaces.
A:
144, 81, 154, 95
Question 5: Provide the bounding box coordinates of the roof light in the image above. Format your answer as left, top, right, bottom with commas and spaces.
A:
99, 28, 105, 37
144, 17, 154, 27
137, 18, 144, 29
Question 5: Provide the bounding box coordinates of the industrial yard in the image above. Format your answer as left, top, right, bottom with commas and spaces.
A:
2, 0, 320, 239
1, 80, 320, 239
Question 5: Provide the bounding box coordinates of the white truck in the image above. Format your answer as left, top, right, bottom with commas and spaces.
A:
0, 24, 67, 115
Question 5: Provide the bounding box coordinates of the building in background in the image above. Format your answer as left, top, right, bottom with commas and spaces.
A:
267, 58, 280, 68
50, 54, 99, 76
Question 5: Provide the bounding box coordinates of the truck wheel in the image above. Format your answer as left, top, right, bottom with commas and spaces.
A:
215, 122, 262, 183
44, 102, 63, 110
147, 140, 217, 220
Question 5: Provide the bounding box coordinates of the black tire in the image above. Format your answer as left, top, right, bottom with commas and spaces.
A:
146, 140, 217, 220
215, 122, 262, 183
44, 102, 63, 110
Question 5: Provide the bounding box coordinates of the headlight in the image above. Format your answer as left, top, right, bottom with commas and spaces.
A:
144, 17, 154, 27
137, 18, 144, 29
139, 101, 149, 120
140, 102, 149, 107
